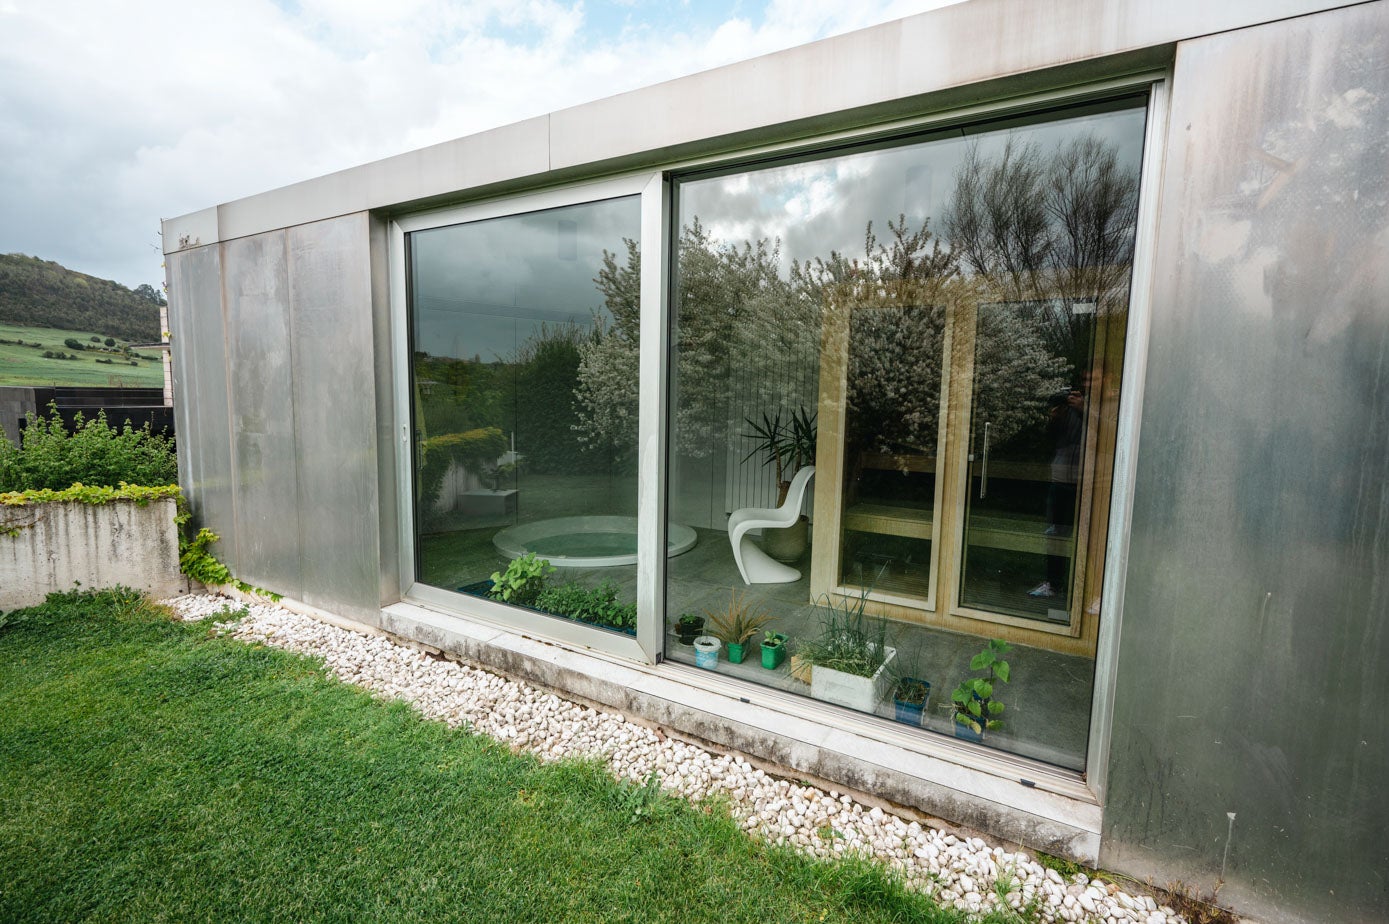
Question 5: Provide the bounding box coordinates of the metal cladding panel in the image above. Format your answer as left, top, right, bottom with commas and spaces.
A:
223, 232, 303, 599
166, 245, 236, 565
1103, 5, 1389, 923
286, 215, 381, 624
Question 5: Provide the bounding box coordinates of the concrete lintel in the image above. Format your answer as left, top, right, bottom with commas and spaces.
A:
380, 599, 1103, 863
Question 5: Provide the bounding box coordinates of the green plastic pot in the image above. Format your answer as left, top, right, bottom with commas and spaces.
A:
761, 639, 786, 669
726, 641, 747, 664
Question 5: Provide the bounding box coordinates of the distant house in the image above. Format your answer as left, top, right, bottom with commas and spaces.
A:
163, 3, 1389, 922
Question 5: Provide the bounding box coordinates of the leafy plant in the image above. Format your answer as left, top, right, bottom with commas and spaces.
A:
761, 630, 786, 649
488, 553, 553, 606
951, 638, 1011, 734
534, 580, 636, 632
173, 500, 281, 601
704, 589, 776, 645
800, 588, 890, 679
0, 403, 177, 492
741, 406, 817, 505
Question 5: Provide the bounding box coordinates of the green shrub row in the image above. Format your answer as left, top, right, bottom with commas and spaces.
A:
0, 404, 177, 492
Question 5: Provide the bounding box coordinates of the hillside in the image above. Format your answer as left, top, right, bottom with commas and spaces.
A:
0, 253, 162, 342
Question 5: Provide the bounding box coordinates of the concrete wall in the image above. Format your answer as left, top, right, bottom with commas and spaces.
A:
0, 497, 185, 611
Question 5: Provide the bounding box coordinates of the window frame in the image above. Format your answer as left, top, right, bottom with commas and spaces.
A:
389, 172, 665, 664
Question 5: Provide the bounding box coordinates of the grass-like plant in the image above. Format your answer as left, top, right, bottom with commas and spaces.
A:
800, 588, 890, 679
0, 588, 956, 922
704, 589, 776, 646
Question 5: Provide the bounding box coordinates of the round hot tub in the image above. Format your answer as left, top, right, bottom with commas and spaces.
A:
492, 516, 697, 568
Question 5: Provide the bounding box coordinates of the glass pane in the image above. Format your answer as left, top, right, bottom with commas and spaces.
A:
959, 300, 1096, 622
839, 302, 945, 600
664, 98, 1145, 771
409, 196, 646, 635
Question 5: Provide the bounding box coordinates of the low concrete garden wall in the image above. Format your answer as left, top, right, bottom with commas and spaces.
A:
1, 492, 185, 611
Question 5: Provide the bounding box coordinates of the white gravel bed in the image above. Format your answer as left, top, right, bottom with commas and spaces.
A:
165, 592, 1184, 924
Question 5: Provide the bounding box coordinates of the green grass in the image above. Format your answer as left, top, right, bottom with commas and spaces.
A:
0, 589, 1003, 924
0, 321, 163, 387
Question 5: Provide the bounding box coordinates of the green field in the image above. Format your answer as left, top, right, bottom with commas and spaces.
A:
0, 321, 163, 388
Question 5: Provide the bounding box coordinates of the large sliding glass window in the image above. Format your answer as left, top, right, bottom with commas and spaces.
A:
664, 98, 1147, 770
408, 195, 644, 636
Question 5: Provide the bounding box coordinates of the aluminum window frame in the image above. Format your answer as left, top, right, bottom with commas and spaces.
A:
385, 72, 1169, 801
389, 172, 665, 663
655, 75, 1169, 796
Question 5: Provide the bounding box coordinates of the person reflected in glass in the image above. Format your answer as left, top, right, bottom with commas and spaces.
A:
1029, 384, 1084, 600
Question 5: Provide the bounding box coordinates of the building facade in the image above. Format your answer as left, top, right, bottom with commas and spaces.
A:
163, 3, 1389, 921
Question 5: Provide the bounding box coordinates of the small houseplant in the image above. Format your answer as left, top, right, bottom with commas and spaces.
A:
760, 630, 788, 669
742, 406, 817, 562
674, 613, 705, 645
950, 638, 1011, 742
693, 635, 721, 669
705, 590, 776, 664
891, 677, 931, 726
801, 590, 895, 711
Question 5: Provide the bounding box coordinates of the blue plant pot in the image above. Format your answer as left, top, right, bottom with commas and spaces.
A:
892, 678, 931, 726
953, 719, 984, 743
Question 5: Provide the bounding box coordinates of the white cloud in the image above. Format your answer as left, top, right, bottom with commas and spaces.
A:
0, 0, 960, 288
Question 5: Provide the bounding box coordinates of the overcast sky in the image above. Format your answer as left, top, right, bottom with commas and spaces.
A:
0, 0, 960, 292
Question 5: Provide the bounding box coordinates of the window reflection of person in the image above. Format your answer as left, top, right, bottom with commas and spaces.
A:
1029, 385, 1084, 600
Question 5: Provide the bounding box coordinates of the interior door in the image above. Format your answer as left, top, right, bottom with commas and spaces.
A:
956, 299, 1098, 626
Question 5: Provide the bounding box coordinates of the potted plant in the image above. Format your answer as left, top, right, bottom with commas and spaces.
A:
693, 635, 721, 669
704, 590, 775, 664
951, 638, 1011, 742
674, 613, 705, 646
891, 677, 931, 726
801, 590, 895, 711
760, 630, 788, 669
742, 406, 817, 562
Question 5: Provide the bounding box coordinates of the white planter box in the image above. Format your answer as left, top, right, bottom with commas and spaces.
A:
460, 488, 518, 516
810, 645, 896, 712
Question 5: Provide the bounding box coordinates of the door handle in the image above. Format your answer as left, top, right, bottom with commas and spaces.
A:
980, 421, 990, 499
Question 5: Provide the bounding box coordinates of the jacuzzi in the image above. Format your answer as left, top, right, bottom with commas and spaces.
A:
492, 516, 697, 568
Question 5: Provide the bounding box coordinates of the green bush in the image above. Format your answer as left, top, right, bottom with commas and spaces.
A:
0, 404, 177, 492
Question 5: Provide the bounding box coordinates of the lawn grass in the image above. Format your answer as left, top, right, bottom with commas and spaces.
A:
0, 589, 994, 924
0, 321, 163, 388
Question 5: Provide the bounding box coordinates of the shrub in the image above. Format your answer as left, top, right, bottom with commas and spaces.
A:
0, 404, 177, 492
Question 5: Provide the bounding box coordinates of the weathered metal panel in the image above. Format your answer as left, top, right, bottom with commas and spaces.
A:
369, 214, 400, 608
286, 215, 381, 624
164, 2, 1360, 249
223, 232, 303, 599
1103, 5, 1389, 923
166, 244, 236, 566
